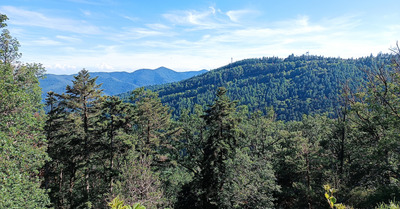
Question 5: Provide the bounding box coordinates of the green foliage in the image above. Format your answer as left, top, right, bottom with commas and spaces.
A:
336, 47, 400, 208
45, 69, 108, 208
376, 200, 400, 209
121, 55, 392, 121
0, 22, 21, 64
324, 184, 351, 209
221, 148, 279, 208
323, 185, 400, 209
112, 153, 165, 209
271, 114, 334, 208
129, 87, 171, 157
197, 87, 240, 208
174, 88, 280, 209
0, 13, 50, 208
43, 50, 400, 208
108, 196, 146, 209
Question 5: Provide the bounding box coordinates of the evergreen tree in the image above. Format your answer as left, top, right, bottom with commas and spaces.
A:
45, 69, 105, 208
44, 91, 73, 208
96, 96, 132, 194
222, 109, 280, 208
129, 87, 171, 160
339, 47, 400, 207
197, 87, 239, 208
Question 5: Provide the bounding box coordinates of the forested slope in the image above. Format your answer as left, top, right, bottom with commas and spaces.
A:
3, 11, 400, 209
122, 54, 392, 120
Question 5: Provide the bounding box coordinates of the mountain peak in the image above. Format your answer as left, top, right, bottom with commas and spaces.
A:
154, 66, 172, 71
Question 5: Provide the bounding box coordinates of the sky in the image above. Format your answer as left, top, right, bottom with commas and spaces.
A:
1, 0, 400, 74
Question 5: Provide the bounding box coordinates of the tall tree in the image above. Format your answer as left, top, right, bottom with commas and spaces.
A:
96, 96, 132, 194
129, 87, 171, 159
111, 89, 171, 208
44, 91, 73, 208
340, 46, 400, 207
198, 87, 239, 208
0, 14, 21, 64
45, 69, 105, 208
222, 109, 280, 209
66, 69, 103, 204
273, 114, 332, 209
0, 13, 50, 208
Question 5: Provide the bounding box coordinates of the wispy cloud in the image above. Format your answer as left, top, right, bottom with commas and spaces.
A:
81, 9, 92, 16
112, 27, 173, 41
30, 37, 63, 46
127, 14, 387, 60
121, 15, 139, 22
56, 35, 82, 43
1, 6, 101, 34
67, 0, 115, 6
4, 2, 395, 74
226, 9, 256, 22
162, 7, 234, 30
146, 23, 170, 30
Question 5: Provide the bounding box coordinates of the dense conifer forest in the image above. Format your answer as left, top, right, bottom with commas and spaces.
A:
1, 13, 400, 209
120, 54, 392, 121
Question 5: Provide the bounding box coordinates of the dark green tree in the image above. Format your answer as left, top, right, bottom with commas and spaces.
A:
44, 91, 73, 208
273, 114, 333, 209
129, 87, 171, 160
339, 47, 400, 207
197, 87, 239, 208
45, 69, 105, 208
222, 109, 280, 209
96, 96, 132, 194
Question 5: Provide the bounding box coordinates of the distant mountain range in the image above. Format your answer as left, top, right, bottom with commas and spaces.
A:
40, 67, 207, 98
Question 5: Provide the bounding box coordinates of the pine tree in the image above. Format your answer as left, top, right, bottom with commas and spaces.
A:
129, 87, 171, 159
45, 69, 104, 208
198, 87, 239, 208
96, 96, 132, 194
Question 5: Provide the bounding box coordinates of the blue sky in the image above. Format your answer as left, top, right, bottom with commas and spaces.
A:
1, 0, 399, 74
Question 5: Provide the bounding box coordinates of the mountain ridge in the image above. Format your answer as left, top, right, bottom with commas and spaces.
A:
40, 67, 207, 98
118, 54, 392, 121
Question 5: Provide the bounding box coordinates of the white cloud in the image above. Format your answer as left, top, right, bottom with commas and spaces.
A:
30, 37, 63, 46
96, 62, 114, 70
122, 15, 139, 22
67, 0, 114, 6
226, 9, 254, 22
41, 12, 393, 74
162, 7, 234, 30
146, 23, 170, 30
81, 10, 92, 16
113, 27, 169, 41
44, 63, 79, 75
56, 35, 82, 43
1, 6, 101, 34
7, 3, 396, 75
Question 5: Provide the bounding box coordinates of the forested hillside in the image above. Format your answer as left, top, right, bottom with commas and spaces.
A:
2, 12, 400, 209
121, 54, 392, 120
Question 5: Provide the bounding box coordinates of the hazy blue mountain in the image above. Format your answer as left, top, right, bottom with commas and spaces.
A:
40, 67, 207, 98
